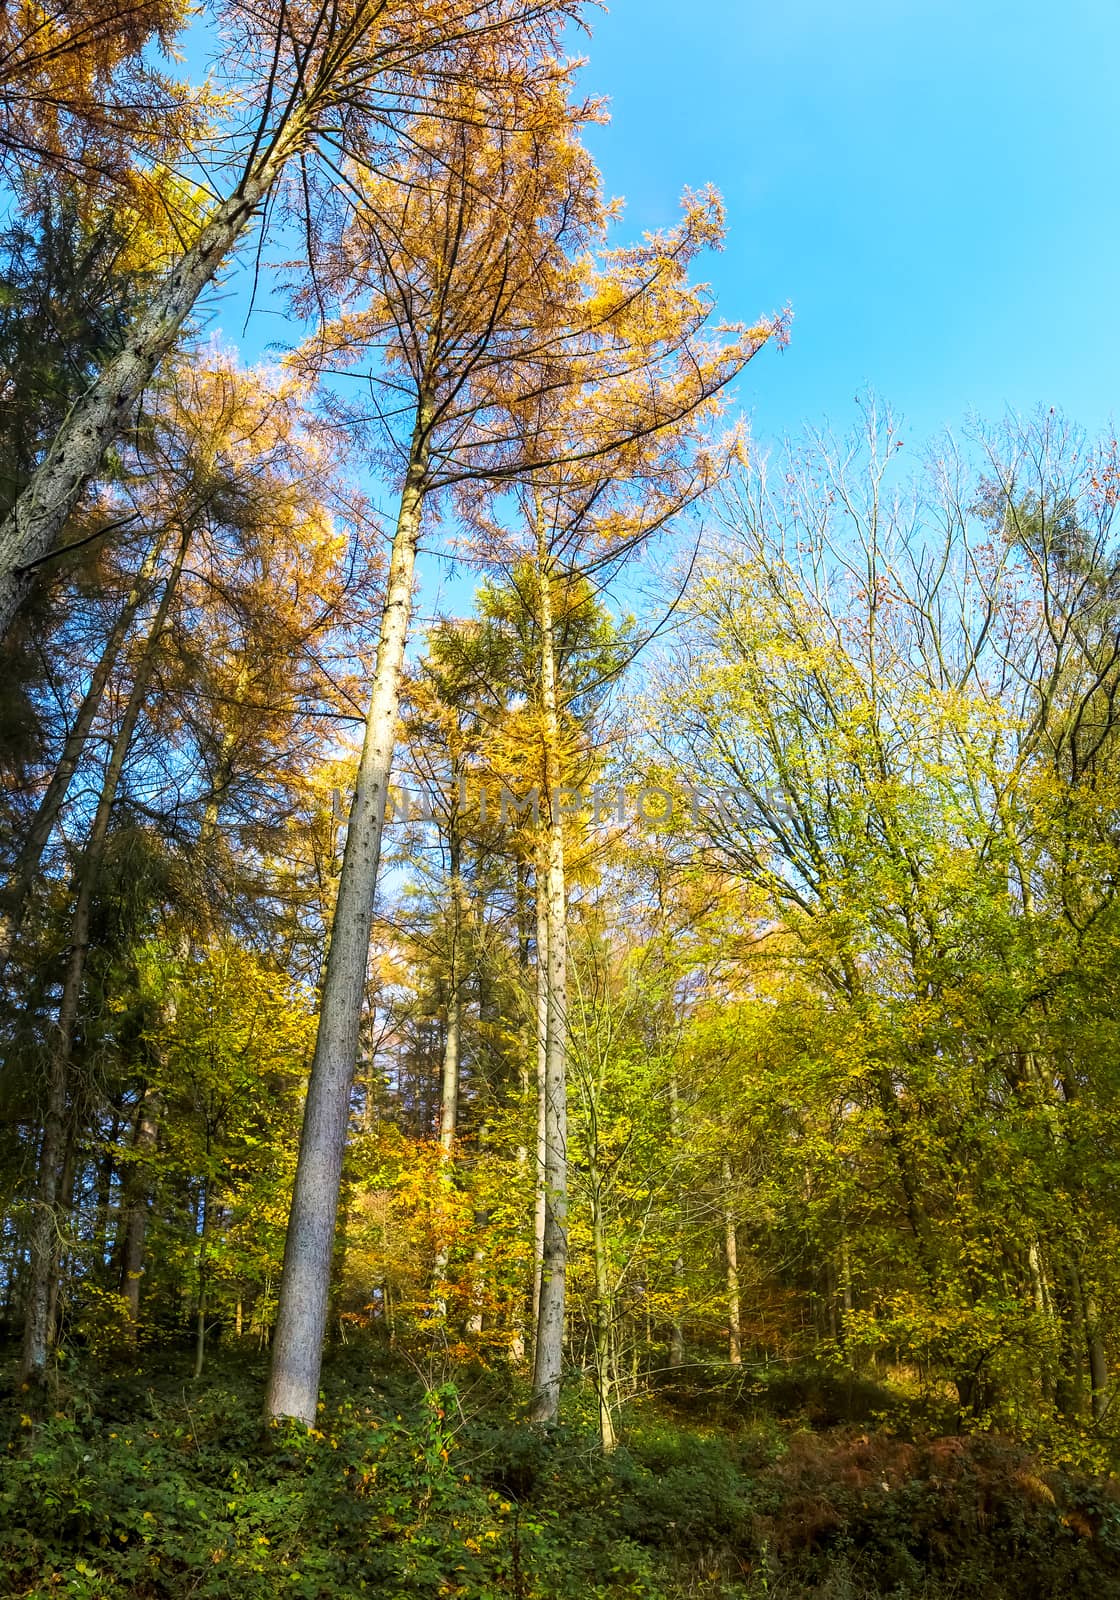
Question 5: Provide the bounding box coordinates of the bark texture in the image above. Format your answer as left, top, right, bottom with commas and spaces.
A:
265, 428, 428, 1425
529, 562, 569, 1423
530, 853, 549, 1346
0, 150, 293, 636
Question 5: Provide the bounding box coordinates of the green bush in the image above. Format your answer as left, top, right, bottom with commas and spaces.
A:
1, 1343, 1117, 1599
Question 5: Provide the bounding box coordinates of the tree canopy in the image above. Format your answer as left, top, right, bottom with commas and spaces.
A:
0, 7, 1118, 1598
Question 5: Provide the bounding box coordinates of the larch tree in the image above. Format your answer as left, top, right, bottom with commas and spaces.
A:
0, 0, 583, 636
264, 74, 604, 1422
467, 193, 781, 1420
266, 76, 784, 1421
0, 0, 192, 185
12, 352, 369, 1380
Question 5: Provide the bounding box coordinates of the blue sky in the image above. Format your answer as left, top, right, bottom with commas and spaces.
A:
210, 0, 1120, 454
201, 0, 1120, 622
571, 0, 1119, 450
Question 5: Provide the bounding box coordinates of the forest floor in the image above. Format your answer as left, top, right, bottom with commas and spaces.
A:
1, 1338, 1118, 1600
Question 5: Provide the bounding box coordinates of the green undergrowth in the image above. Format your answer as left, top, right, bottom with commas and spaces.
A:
1, 1341, 1118, 1599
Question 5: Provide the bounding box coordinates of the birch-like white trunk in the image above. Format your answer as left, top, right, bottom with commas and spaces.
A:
0, 148, 294, 636
264, 422, 429, 1425
529, 562, 568, 1424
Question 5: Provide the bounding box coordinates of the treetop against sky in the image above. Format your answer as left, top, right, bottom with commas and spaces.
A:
192, 0, 1119, 457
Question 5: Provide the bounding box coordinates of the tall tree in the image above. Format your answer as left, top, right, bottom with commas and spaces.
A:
654, 403, 1120, 1420
467, 197, 779, 1417
8, 351, 371, 1379
265, 77, 603, 1422
0, 0, 581, 634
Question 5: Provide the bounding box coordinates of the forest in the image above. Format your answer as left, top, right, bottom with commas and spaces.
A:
0, 0, 1119, 1596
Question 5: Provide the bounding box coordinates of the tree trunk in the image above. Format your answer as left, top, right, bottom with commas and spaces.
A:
93, 1112, 120, 1275
46, 1135, 78, 1350
120, 1089, 161, 1325
0, 148, 296, 635
1026, 1234, 1059, 1406
589, 1134, 616, 1449
466, 1197, 488, 1337
1085, 1287, 1109, 1420
530, 560, 569, 1425
431, 978, 461, 1319
438, 981, 462, 1153
534, 851, 550, 1350
722, 1155, 742, 1366
18, 527, 188, 1382
437, 806, 464, 1151
592, 1215, 616, 1450
667, 1071, 685, 1369
265, 415, 431, 1425
1054, 1258, 1088, 1419
194, 1175, 211, 1380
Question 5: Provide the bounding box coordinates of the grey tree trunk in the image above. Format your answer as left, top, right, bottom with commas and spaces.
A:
194, 1174, 211, 1380
434, 863, 462, 1305
667, 1071, 685, 1369
437, 822, 464, 1154
19, 526, 189, 1381
438, 989, 462, 1150
0, 149, 293, 636
530, 563, 569, 1424
722, 1154, 742, 1366
530, 854, 549, 1348
265, 419, 430, 1425
588, 1119, 616, 1449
